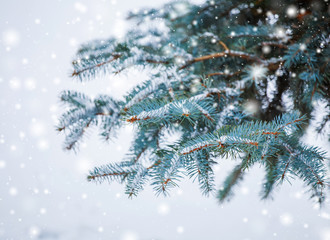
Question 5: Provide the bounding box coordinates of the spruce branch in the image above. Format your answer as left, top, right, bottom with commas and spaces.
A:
59, 0, 330, 204
72, 54, 121, 78
179, 50, 264, 70
217, 164, 245, 203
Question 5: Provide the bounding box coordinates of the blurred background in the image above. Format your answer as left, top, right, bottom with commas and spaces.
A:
0, 0, 329, 239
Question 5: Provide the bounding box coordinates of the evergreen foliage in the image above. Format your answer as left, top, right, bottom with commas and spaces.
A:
58, 0, 330, 203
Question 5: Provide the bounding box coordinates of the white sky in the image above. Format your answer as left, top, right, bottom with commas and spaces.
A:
0, 0, 329, 239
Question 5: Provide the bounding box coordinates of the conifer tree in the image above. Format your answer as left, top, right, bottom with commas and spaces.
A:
58, 0, 330, 203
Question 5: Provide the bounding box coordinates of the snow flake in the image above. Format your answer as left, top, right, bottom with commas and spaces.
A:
248, 65, 268, 81
22, 58, 29, 65
9, 187, 18, 196
29, 226, 40, 238
158, 203, 170, 216
174, 56, 185, 65
299, 44, 307, 51
15, 103, 21, 110
53, 77, 61, 85
24, 78, 36, 90
121, 231, 139, 240
177, 226, 184, 234
37, 139, 49, 150
30, 120, 46, 137
286, 5, 298, 18
275, 28, 286, 38
275, 68, 284, 76
0, 160, 6, 169
76, 158, 92, 174
49, 105, 58, 113
190, 86, 198, 93
320, 212, 330, 220
0, 135, 5, 144
231, 8, 240, 15
262, 45, 271, 54
261, 209, 268, 215
244, 100, 259, 114
240, 187, 249, 195
2, 29, 20, 47
40, 208, 47, 214
280, 213, 293, 226
294, 191, 302, 199
74, 2, 87, 13
9, 78, 21, 90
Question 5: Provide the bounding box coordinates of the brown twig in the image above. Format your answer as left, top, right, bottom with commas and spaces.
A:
206, 69, 241, 78
66, 118, 93, 150
145, 59, 170, 64
260, 42, 288, 49
181, 140, 258, 155
277, 118, 304, 131
88, 171, 129, 181
179, 51, 263, 70
218, 40, 229, 51
72, 54, 121, 77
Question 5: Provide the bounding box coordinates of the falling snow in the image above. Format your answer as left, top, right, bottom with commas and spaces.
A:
0, 0, 329, 239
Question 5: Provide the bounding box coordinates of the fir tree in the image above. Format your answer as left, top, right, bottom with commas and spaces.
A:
58, 0, 330, 203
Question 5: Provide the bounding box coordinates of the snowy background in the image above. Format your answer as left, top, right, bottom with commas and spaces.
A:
0, 0, 330, 239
